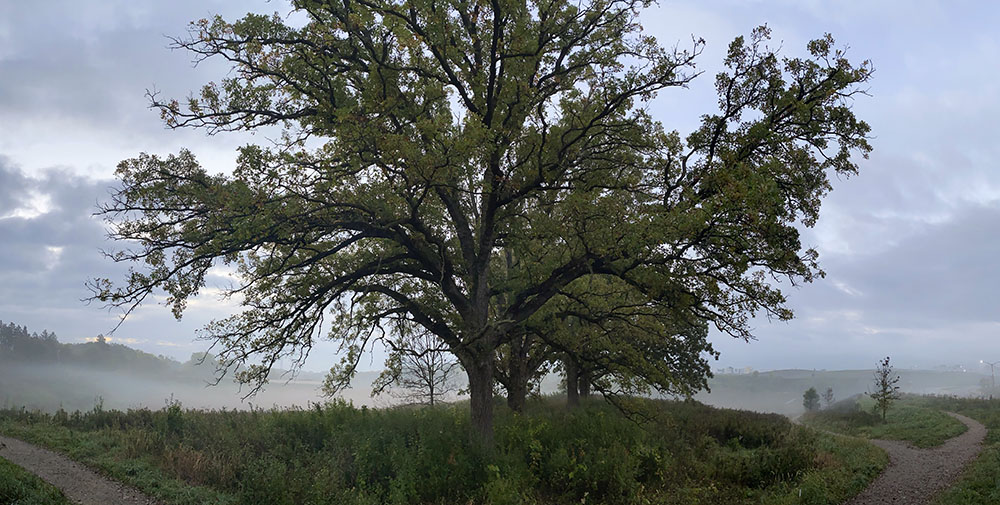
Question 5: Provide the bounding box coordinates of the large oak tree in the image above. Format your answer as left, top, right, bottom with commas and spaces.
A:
90, 0, 872, 441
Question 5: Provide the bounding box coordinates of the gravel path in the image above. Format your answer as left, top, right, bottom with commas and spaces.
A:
0, 435, 162, 505
844, 412, 986, 505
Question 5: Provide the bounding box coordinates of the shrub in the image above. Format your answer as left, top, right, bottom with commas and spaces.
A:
164, 400, 184, 437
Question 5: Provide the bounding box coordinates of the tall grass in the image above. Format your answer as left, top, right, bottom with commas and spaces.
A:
0, 397, 884, 505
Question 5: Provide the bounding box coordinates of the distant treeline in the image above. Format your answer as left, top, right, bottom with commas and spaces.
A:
0, 320, 322, 384
0, 320, 216, 382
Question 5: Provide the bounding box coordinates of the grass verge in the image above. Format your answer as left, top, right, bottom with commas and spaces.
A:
801, 395, 966, 448
0, 398, 886, 505
0, 456, 73, 505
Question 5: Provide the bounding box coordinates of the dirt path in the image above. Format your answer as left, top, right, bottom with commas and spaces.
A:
0, 435, 161, 505
844, 412, 986, 505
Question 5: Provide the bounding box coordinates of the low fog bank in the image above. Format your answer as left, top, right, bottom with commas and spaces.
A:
694, 369, 989, 417
0, 363, 391, 413
2, 361, 988, 417
0, 321, 412, 413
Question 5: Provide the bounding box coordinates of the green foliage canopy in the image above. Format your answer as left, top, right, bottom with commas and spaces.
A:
89, 0, 872, 439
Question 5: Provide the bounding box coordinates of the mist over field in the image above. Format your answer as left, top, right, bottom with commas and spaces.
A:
0, 356, 557, 414
695, 369, 988, 417
1, 351, 988, 419
0, 362, 375, 413
1, 311, 990, 418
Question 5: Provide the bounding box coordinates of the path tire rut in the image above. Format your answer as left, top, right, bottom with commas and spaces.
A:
0, 435, 162, 505
844, 412, 986, 505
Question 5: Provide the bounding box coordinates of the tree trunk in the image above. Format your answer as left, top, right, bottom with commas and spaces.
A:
505, 357, 528, 412
566, 357, 580, 408
506, 378, 527, 412
579, 369, 591, 400
466, 355, 495, 445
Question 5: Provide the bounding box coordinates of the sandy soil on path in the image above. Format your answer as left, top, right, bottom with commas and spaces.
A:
844, 412, 986, 505
0, 435, 162, 505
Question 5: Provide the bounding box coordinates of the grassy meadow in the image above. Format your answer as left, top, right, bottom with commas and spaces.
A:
801, 395, 967, 448
0, 397, 886, 505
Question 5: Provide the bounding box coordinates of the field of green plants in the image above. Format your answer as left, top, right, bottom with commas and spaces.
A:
0, 398, 886, 505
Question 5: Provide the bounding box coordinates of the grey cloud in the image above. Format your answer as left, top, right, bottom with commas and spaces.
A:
713, 202, 1000, 370
0, 159, 116, 303
0, 157, 32, 215
0, 160, 197, 355
0, 1, 283, 179
643, 1, 1000, 261
0, 158, 283, 363
0, 1, 281, 129
828, 204, 1000, 325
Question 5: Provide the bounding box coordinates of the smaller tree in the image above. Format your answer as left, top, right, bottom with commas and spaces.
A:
869, 356, 901, 422
367, 331, 463, 407
803, 387, 821, 412
822, 387, 835, 408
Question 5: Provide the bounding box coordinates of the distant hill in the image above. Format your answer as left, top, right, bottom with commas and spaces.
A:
1, 320, 183, 375
0, 319, 379, 412
0, 319, 331, 384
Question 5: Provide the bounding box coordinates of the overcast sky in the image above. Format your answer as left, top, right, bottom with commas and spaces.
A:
1, 1, 998, 373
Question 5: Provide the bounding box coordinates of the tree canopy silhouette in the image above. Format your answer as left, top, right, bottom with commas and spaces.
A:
89, 0, 872, 441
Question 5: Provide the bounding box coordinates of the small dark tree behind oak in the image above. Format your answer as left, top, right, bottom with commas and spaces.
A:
803, 387, 820, 412
822, 387, 835, 408
362, 331, 462, 407
869, 356, 901, 423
